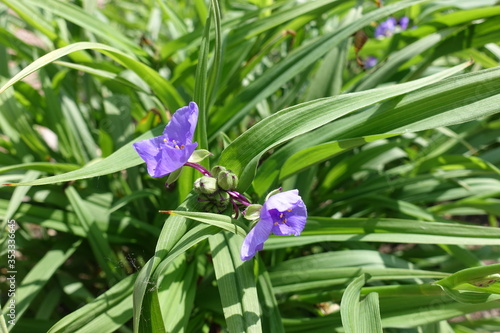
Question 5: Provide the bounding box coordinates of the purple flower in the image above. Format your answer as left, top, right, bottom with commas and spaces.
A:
399, 16, 410, 31
364, 56, 378, 69
240, 190, 307, 261
375, 16, 409, 38
133, 102, 198, 177
375, 17, 397, 38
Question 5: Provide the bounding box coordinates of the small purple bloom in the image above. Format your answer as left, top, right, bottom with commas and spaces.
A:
240, 190, 307, 261
133, 102, 198, 177
364, 56, 378, 69
399, 16, 410, 31
375, 16, 409, 38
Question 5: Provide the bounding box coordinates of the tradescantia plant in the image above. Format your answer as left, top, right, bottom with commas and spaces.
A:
134, 101, 307, 260
1, 0, 500, 332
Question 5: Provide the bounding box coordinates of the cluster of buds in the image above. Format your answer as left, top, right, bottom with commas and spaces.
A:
194, 166, 249, 216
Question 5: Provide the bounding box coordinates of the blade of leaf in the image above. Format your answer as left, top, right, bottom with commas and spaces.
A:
209, 232, 262, 332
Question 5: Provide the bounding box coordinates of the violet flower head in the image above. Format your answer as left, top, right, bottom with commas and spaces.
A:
364, 56, 378, 69
240, 190, 307, 261
399, 16, 410, 30
375, 17, 397, 38
374, 16, 409, 38
133, 102, 198, 178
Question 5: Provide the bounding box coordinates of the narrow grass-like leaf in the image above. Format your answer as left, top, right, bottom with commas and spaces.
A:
353, 29, 457, 91
271, 267, 448, 293
341, 274, 383, 333
157, 254, 197, 333
209, 0, 428, 137
1, 170, 39, 230
65, 186, 123, 284
193, 2, 212, 152
0, 163, 79, 175
264, 217, 500, 249
280, 133, 401, 181
218, 62, 470, 187
1, 238, 81, 326
8, 125, 162, 186
21, 0, 147, 57
0, 42, 183, 110
48, 274, 136, 333
209, 232, 262, 332
256, 258, 285, 333
254, 64, 500, 195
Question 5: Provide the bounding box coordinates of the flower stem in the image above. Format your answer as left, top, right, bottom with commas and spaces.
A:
230, 199, 240, 219
228, 190, 251, 206
184, 162, 212, 176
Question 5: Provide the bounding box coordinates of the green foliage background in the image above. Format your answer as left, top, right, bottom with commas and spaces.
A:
1, 0, 500, 332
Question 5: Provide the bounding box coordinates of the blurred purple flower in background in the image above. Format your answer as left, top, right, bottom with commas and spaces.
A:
364, 56, 378, 69
399, 16, 410, 30
375, 16, 410, 38
240, 190, 307, 261
133, 102, 198, 177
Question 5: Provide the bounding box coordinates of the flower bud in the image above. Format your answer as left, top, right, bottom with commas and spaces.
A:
243, 204, 262, 221
211, 165, 227, 178
201, 201, 218, 213
217, 170, 239, 191
194, 176, 218, 194
202, 200, 229, 214
214, 190, 230, 204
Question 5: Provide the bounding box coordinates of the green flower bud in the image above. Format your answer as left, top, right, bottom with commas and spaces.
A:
201, 201, 218, 213
215, 199, 229, 210
197, 193, 212, 203
211, 165, 227, 179
217, 170, 239, 191
214, 190, 230, 203
202, 200, 229, 214
243, 204, 262, 221
194, 176, 218, 194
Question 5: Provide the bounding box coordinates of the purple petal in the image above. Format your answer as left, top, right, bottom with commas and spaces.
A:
271, 200, 307, 236
262, 189, 300, 213
386, 17, 397, 29
374, 23, 386, 38
152, 142, 197, 177
133, 136, 165, 177
133, 137, 197, 178
240, 218, 273, 261
399, 16, 410, 30
164, 102, 198, 144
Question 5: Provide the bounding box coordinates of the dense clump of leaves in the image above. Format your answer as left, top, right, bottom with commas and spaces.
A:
1, 1, 500, 332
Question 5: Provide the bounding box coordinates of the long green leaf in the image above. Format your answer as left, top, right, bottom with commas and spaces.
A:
209, 232, 262, 332
0, 42, 183, 111
265, 217, 500, 249
48, 274, 136, 333
1, 238, 81, 327
341, 274, 383, 333
218, 62, 470, 189
208, 0, 428, 137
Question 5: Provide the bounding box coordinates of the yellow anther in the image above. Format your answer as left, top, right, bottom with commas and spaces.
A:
279, 213, 284, 218
274, 222, 279, 226
175, 145, 180, 149
287, 209, 292, 212
283, 218, 287, 224
163, 138, 167, 142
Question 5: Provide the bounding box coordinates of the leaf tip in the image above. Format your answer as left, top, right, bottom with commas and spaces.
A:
159, 210, 175, 215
